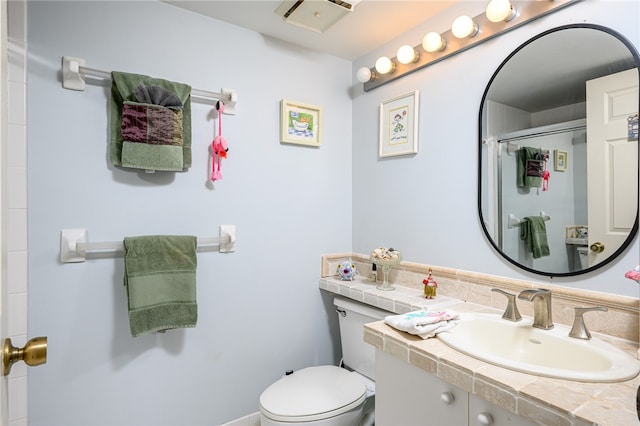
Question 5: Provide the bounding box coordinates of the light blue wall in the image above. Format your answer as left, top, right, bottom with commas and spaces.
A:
352, 0, 640, 297
27, 1, 351, 424
25, 0, 640, 425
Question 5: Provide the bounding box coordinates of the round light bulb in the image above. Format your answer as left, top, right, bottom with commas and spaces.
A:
397, 45, 419, 64
486, 0, 516, 23
451, 15, 478, 39
375, 56, 395, 75
422, 32, 446, 53
356, 67, 373, 83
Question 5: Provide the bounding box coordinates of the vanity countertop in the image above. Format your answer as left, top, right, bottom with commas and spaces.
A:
320, 276, 640, 425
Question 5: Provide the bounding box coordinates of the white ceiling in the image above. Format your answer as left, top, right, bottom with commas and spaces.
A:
162, 0, 460, 61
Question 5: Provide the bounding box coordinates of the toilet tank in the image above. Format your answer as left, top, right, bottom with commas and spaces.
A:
334, 296, 389, 381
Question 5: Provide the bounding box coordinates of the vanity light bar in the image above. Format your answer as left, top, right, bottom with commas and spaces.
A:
361, 0, 581, 92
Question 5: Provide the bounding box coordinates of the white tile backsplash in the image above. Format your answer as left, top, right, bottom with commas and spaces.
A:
8, 167, 27, 208
7, 124, 26, 167
7, 209, 27, 252
7, 293, 27, 337
7, 81, 25, 125
7, 0, 26, 46
7, 251, 27, 294
6, 1, 29, 424
8, 376, 28, 421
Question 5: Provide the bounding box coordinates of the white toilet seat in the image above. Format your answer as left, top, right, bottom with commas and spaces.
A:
259, 365, 367, 423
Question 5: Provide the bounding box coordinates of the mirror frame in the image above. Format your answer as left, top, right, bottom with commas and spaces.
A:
478, 23, 640, 278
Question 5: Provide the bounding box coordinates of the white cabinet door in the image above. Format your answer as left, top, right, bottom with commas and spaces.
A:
469, 394, 536, 426
375, 349, 468, 426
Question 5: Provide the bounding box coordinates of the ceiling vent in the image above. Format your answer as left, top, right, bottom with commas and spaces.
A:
274, 0, 360, 33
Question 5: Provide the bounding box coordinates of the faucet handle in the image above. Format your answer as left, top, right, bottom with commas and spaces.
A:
569, 306, 608, 340
491, 288, 522, 322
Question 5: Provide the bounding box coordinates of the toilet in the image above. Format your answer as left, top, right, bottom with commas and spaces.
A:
577, 246, 589, 269
259, 297, 387, 426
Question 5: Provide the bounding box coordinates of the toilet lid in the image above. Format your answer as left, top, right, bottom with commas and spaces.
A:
259, 365, 367, 422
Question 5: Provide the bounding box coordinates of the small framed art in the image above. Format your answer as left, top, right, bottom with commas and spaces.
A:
554, 149, 568, 172
379, 90, 419, 158
280, 99, 322, 147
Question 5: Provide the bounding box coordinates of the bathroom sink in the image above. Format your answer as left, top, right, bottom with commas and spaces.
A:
437, 313, 640, 382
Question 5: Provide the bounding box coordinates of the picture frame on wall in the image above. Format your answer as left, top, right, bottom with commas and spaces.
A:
554, 149, 568, 171
280, 99, 322, 147
379, 90, 419, 158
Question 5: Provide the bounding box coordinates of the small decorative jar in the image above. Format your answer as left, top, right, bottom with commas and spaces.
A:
337, 261, 357, 281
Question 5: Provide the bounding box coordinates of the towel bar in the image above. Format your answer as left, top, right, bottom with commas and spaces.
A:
60, 225, 236, 263
61, 56, 238, 115
508, 212, 551, 229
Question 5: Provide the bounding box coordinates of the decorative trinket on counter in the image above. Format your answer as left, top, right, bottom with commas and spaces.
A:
370, 246, 402, 291
337, 260, 357, 281
423, 268, 438, 299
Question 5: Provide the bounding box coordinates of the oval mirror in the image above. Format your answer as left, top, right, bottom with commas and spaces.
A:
479, 24, 639, 277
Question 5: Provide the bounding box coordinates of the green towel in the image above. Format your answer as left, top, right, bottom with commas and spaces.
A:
520, 217, 550, 259
110, 71, 192, 171
516, 147, 544, 188
123, 235, 197, 338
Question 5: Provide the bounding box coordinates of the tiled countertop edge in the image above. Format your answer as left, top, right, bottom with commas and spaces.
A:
321, 253, 639, 342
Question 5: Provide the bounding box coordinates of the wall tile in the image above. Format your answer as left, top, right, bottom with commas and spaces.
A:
7, 124, 26, 167
8, 376, 27, 422
7, 293, 27, 336
7, 1, 26, 44
7, 251, 27, 294
5, 3, 29, 422
7, 81, 25, 125
7, 167, 27, 209
7, 209, 27, 252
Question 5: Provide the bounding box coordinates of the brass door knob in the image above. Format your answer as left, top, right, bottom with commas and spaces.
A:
590, 242, 605, 253
2, 337, 47, 376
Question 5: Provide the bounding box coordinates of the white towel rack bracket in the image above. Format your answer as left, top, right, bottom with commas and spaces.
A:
60, 225, 236, 263
507, 212, 551, 229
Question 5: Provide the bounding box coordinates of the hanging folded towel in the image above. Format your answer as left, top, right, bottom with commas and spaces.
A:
384, 310, 459, 339
520, 216, 550, 258
110, 71, 192, 172
123, 235, 198, 338
516, 147, 545, 188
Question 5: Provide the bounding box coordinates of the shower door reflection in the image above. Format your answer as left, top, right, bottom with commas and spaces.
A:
497, 119, 587, 273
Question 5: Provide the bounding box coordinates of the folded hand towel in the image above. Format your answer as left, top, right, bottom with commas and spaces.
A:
385, 310, 459, 339
516, 147, 545, 188
123, 235, 197, 338
110, 71, 192, 172
520, 216, 550, 259
119, 100, 185, 171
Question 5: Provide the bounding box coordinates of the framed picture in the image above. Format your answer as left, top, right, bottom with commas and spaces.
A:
379, 90, 419, 158
554, 149, 568, 171
280, 100, 322, 147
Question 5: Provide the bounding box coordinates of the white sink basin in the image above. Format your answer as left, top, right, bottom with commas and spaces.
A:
437, 313, 640, 382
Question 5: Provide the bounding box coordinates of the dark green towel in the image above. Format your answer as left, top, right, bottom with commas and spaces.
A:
110, 71, 192, 171
123, 235, 197, 337
520, 217, 550, 259
516, 147, 544, 188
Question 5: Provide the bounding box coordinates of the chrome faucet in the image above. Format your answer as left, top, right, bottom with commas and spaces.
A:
569, 306, 608, 340
518, 288, 553, 330
491, 288, 522, 321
